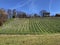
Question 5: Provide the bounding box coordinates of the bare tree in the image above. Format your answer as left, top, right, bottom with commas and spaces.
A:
13, 9, 17, 18
0, 8, 8, 26
7, 9, 12, 19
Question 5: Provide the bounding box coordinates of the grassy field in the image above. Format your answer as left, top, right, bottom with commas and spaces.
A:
0, 17, 60, 34
0, 34, 60, 45
0, 17, 60, 45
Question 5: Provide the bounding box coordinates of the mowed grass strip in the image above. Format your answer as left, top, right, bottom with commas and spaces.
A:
0, 34, 60, 45
0, 17, 60, 34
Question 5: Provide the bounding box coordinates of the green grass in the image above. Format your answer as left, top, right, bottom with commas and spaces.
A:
0, 17, 60, 45
0, 34, 60, 45
0, 17, 60, 34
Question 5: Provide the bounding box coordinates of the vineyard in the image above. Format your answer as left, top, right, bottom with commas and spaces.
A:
0, 17, 60, 34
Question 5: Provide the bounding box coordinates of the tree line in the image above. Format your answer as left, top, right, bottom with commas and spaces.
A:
0, 8, 60, 26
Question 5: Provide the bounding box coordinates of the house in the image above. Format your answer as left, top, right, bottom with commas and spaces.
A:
55, 14, 60, 17
40, 10, 50, 17
17, 11, 27, 18
43, 12, 50, 17
33, 14, 40, 17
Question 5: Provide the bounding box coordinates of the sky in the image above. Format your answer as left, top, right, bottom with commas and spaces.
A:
0, 0, 60, 15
